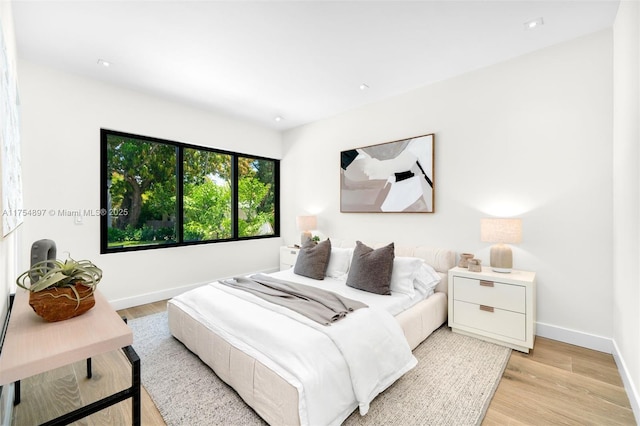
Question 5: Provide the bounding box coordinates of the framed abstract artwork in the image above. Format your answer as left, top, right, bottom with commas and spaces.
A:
340, 134, 434, 213
0, 22, 24, 236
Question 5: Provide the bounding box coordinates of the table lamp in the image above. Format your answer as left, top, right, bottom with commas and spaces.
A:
296, 215, 317, 245
480, 218, 522, 273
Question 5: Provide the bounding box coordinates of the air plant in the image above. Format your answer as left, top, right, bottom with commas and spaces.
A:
16, 254, 102, 306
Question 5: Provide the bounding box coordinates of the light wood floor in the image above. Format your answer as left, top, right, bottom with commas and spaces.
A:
11, 300, 636, 425
484, 337, 636, 425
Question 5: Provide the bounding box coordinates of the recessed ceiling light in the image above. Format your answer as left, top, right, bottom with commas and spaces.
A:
524, 17, 544, 30
274, 116, 284, 122
359, 83, 370, 90
97, 59, 111, 67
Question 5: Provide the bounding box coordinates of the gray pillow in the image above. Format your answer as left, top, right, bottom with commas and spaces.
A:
346, 241, 394, 295
293, 239, 332, 280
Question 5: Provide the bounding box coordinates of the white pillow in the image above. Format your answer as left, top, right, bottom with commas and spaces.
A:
325, 247, 353, 279
390, 257, 423, 297
413, 263, 441, 294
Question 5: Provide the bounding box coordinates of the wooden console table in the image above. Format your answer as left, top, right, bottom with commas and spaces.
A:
0, 290, 140, 425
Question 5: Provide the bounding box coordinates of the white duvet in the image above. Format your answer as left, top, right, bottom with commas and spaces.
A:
169, 279, 417, 426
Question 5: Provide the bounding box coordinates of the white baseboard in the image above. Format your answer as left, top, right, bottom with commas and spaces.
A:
535, 321, 613, 353
612, 340, 640, 424
108, 268, 279, 311
109, 282, 204, 311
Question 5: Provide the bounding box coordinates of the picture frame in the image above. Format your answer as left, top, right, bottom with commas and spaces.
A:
340, 134, 434, 213
0, 22, 24, 236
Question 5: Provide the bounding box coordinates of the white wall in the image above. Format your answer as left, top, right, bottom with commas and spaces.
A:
282, 30, 614, 350
613, 0, 640, 420
17, 60, 284, 308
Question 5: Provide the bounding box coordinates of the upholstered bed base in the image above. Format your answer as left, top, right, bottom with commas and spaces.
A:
167, 243, 455, 425
168, 292, 447, 425
168, 301, 301, 424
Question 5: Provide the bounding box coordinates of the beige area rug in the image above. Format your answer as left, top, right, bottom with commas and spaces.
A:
130, 312, 510, 426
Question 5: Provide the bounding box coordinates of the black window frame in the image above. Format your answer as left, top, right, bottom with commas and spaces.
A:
100, 129, 280, 254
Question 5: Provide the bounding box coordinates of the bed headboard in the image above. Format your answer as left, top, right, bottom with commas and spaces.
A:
331, 240, 457, 294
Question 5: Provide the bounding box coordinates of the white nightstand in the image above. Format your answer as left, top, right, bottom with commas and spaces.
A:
448, 266, 536, 353
279, 246, 300, 271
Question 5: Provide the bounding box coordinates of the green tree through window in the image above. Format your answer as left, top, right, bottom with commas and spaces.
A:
105, 135, 177, 248
238, 157, 276, 237
183, 148, 232, 241
101, 130, 279, 253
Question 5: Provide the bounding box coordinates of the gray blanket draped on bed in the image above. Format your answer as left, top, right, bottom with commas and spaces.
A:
220, 273, 368, 325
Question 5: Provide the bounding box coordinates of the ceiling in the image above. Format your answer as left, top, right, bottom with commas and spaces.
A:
12, 0, 620, 131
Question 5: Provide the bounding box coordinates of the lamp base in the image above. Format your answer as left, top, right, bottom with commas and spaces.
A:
300, 231, 312, 245
490, 243, 513, 273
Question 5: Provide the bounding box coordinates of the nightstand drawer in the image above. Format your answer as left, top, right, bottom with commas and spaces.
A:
279, 247, 300, 270
453, 300, 526, 341
453, 276, 525, 313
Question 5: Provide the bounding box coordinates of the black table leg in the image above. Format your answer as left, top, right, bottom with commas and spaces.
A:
13, 380, 20, 405
38, 345, 141, 426
123, 345, 141, 426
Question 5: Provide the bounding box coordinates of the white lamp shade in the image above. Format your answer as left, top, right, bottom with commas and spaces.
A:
480, 218, 522, 244
296, 215, 317, 231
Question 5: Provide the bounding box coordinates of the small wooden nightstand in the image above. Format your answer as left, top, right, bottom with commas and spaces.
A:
279, 246, 300, 271
448, 266, 536, 353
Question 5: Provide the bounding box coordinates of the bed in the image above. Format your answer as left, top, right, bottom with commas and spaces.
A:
168, 240, 456, 426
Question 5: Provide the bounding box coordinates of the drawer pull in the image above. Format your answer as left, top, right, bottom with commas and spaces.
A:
479, 305, 494, 313
290, 250, 297, 255
480, 280, 494, 287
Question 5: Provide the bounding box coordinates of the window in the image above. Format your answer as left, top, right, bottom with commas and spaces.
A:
237, 157, 277, 238
101, 129, 279, 253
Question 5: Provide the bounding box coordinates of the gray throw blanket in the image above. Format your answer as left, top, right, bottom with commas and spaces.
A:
220, 273, 368, 325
